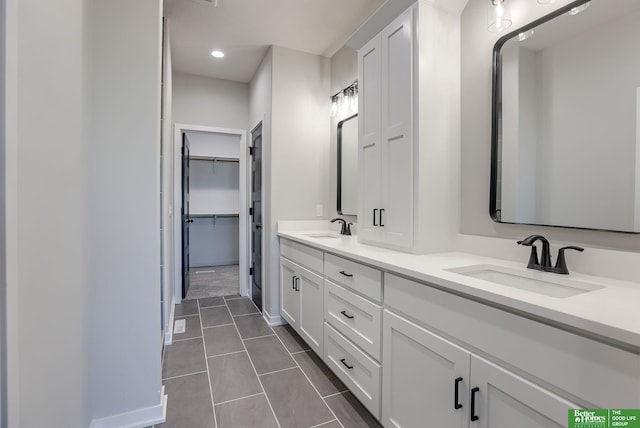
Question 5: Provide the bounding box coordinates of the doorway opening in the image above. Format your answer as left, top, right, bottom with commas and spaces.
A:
250, 122, 263, 310
173, 124, 250, 306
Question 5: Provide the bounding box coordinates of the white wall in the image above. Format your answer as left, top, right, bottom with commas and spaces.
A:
269, 46, 331, 318
460, 0, 640, 251
86, 0, 163, 423
330, 46, 359, 221
249, 47, 330, 320
161, 19, 174, 342
14, 0, 89, 426
173, 71, 250, 130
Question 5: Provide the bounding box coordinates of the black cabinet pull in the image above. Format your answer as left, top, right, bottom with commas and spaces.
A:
380, 209, 385, 227
339, 271, 353, 278
470, 387, 479, 422
340, 310, 354, 319
292, 276, 296, 289
340, 358, 353, 370
454, 377, 463, 409
373, 209, 378, 226
295, 277, 300, 292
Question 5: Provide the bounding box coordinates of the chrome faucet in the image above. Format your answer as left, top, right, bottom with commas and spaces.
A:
517, 235, 583, 274
331, 218, 352, 236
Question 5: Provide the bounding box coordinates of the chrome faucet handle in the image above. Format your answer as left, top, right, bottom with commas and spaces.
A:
553, 246, 584, 275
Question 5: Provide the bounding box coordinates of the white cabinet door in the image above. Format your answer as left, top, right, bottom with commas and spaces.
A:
380, 7, 414, 250
279, 257, 299, 328
469, 355, 579, 428
298, 265, 324, 356
382, 310, 470, 428
358, 34, 383, 244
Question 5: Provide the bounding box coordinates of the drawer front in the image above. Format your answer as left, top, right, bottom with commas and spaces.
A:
385, 273, 640, 408
325, 253, 382, 302
324, 323, 381, 418
325, 280, 382, 360
280, 238, 323, 275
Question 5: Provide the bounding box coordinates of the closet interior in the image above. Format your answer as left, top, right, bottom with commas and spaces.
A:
184, 131, 241, 299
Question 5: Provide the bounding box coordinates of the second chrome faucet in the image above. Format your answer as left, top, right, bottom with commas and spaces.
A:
517, 234, 583, 275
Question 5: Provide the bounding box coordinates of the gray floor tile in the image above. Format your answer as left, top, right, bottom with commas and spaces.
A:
293, 350, 347, 397
224, 293, 242, 300
203, 324, 244, 357
162, 338, 207, 379
234, 314, 273, 339
244, 336, 296, 375
173, 316, 202, 341
325, 392, 382, 428
273, 324, 311, 353
215, 394, 278, 428
208, 351, 262, 403
198, 296, 225, 308
226, 297, 259, 316
315, 421, 342, 428
200, 306, 233, 328
174, 299, 199, 317
158, 372, 215, 428
260, 368, 334, 428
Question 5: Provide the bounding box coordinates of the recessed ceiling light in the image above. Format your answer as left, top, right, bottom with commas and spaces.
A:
211, 50, 225, 58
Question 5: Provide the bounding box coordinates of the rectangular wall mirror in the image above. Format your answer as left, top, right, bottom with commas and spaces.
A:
338, 114, 358, 215
491, 0, 640, 233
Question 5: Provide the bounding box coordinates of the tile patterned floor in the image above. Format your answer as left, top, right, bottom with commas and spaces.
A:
157, 295, 382, 428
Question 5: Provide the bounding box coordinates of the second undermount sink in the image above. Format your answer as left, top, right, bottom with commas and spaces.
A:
303, 232, 340, 239
447, 264, 605, 298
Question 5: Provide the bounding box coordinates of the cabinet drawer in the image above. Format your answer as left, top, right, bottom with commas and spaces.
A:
385, 273, 640, 408
325, 280, 382, 360
324, 323, 381, 418
280, 238, 323, 275
325, 253, 382, 302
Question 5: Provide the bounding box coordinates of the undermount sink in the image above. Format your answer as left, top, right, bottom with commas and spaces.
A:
447, 264, 605, 298
303, 232, 340, 239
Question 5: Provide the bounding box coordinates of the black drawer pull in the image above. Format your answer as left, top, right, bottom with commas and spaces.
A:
340, 310, 354, 319
292, 276, 296, 289
339, 271, 353, 278
380, 208, 385, 227
454, 377, 463, 410
340, 358, 353, 370
470, 387, 479, 422
373, 209, 378, 226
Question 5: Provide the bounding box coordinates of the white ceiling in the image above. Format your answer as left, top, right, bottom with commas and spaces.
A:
165, 0, 386, 83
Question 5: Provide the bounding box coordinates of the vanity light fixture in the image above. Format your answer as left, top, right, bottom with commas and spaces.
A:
329, 80, 358, 117
488, 0, 512, 33
568, 2, 590, 16
515, 29, 535, 41
210, 50, 225, 58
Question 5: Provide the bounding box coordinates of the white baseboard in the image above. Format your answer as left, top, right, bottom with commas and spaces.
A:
164, 297, 175, 346
90, 386, 167, 428
263, 311, 286, 326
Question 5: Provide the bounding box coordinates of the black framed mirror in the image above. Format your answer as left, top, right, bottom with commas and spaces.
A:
490, 0, 640, 233
337, 114, 358, 215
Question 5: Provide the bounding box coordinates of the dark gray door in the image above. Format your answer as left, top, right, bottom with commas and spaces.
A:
250, 124, 263, 310
181, 134, 192, 299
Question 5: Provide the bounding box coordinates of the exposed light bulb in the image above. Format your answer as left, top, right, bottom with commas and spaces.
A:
537, 0, 556, 4
330, 96, 338, 117
211, 50, 225, 58
515, 29, 535, 41
568, 2, 590, 15
338, 92, 347, 115
488, 0, 512, 33
350, 91, 358, 112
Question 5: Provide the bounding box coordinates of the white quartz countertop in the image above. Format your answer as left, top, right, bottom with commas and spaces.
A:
278, 227, 640, 349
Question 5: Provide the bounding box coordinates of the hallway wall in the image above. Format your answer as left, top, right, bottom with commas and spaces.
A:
173, 71, 250, 130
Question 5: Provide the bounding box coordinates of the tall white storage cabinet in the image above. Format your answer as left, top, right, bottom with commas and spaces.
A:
357, 1, 460, 253
187, 132, 241, 268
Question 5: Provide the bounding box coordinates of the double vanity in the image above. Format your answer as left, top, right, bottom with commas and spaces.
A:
278, 222, 640, 428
